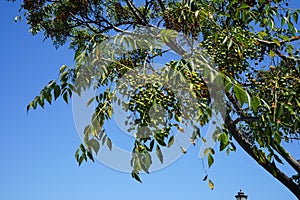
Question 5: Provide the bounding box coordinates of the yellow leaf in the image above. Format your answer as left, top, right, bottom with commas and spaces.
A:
208, 180, 214, 190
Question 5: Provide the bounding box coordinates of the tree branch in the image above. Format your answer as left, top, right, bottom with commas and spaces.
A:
225, 116, 300, 198
256, 36, 300, 46
270, 140, 300, 175
273, 49, 299, 62
232, 116, 260, 126
100, 17, 133, 33
256, 37, 300, 63
282, 136, 300, 141
124, 0, 148, 25
156, 0, 166, 12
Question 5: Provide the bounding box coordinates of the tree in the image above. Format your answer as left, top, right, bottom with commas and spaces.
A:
12, 0, 300, 198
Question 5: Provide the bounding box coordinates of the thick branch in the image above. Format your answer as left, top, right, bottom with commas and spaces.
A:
232, 117, 260, 126
271, 140, 300, 175
225, 116, 300, 199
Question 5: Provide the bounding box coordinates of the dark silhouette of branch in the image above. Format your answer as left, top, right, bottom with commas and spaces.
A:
156, 0, 166, 12
232, 117, 260, 125
124, 0, 148, 25
226, 116, 300, 199
270, 139, 300, 175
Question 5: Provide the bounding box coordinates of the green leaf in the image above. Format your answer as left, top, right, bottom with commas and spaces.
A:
38, 97, 45, 108
80, 144, 86, 153
26, 102, 32, 112
78, 155, 85, 166
59, 65, 67, 73
140, 161, 149, 174
233, 84, 249, 106
224, 76, 232, 92
278, 35, 289, 41
141, 152, 152, 173
273, 38, 281, 46
208, 153, 214, 168
168, 135, 175, 147
83, 128, 90, 145
219, 133, 229, 151
107, 106, 113, 118
63, 92, 69, 104
239, 3, 250, 10
156, 145, 163, 163
45, 91, 52, 105
87, 151, 95, 162
269, 50, 275, 57
175, 114, 182, 122
293, 12, 299, 23
86, 97, 95, 107
281, 16, 286, 27
252, 96, 260, 113
53, 85, 61, 100
288, 22, 294, 32
102, 135, 107, 145
87, 139, 100, 154
258, 31, 268, 39
75, 148, 80, 161
131, 171, 142, 183
107, 137, 112, 151
203, 147, 215, 156
149, 140, 154, 151
133, 156, 141, 171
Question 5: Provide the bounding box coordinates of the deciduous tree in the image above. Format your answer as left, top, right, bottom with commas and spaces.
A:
11, 0, 300, 198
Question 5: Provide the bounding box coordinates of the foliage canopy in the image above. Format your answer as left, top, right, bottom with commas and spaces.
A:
13, 0, 300, 198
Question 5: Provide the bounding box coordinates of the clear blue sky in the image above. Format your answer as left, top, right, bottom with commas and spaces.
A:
0, 1, 299, 200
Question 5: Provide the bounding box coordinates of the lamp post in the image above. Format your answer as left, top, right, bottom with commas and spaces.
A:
235, 190, 248, 200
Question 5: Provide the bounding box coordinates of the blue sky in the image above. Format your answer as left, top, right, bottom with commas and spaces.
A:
0, 1, 299, 200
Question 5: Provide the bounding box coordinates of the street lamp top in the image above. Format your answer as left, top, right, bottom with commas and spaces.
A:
235, 190, 248, 200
